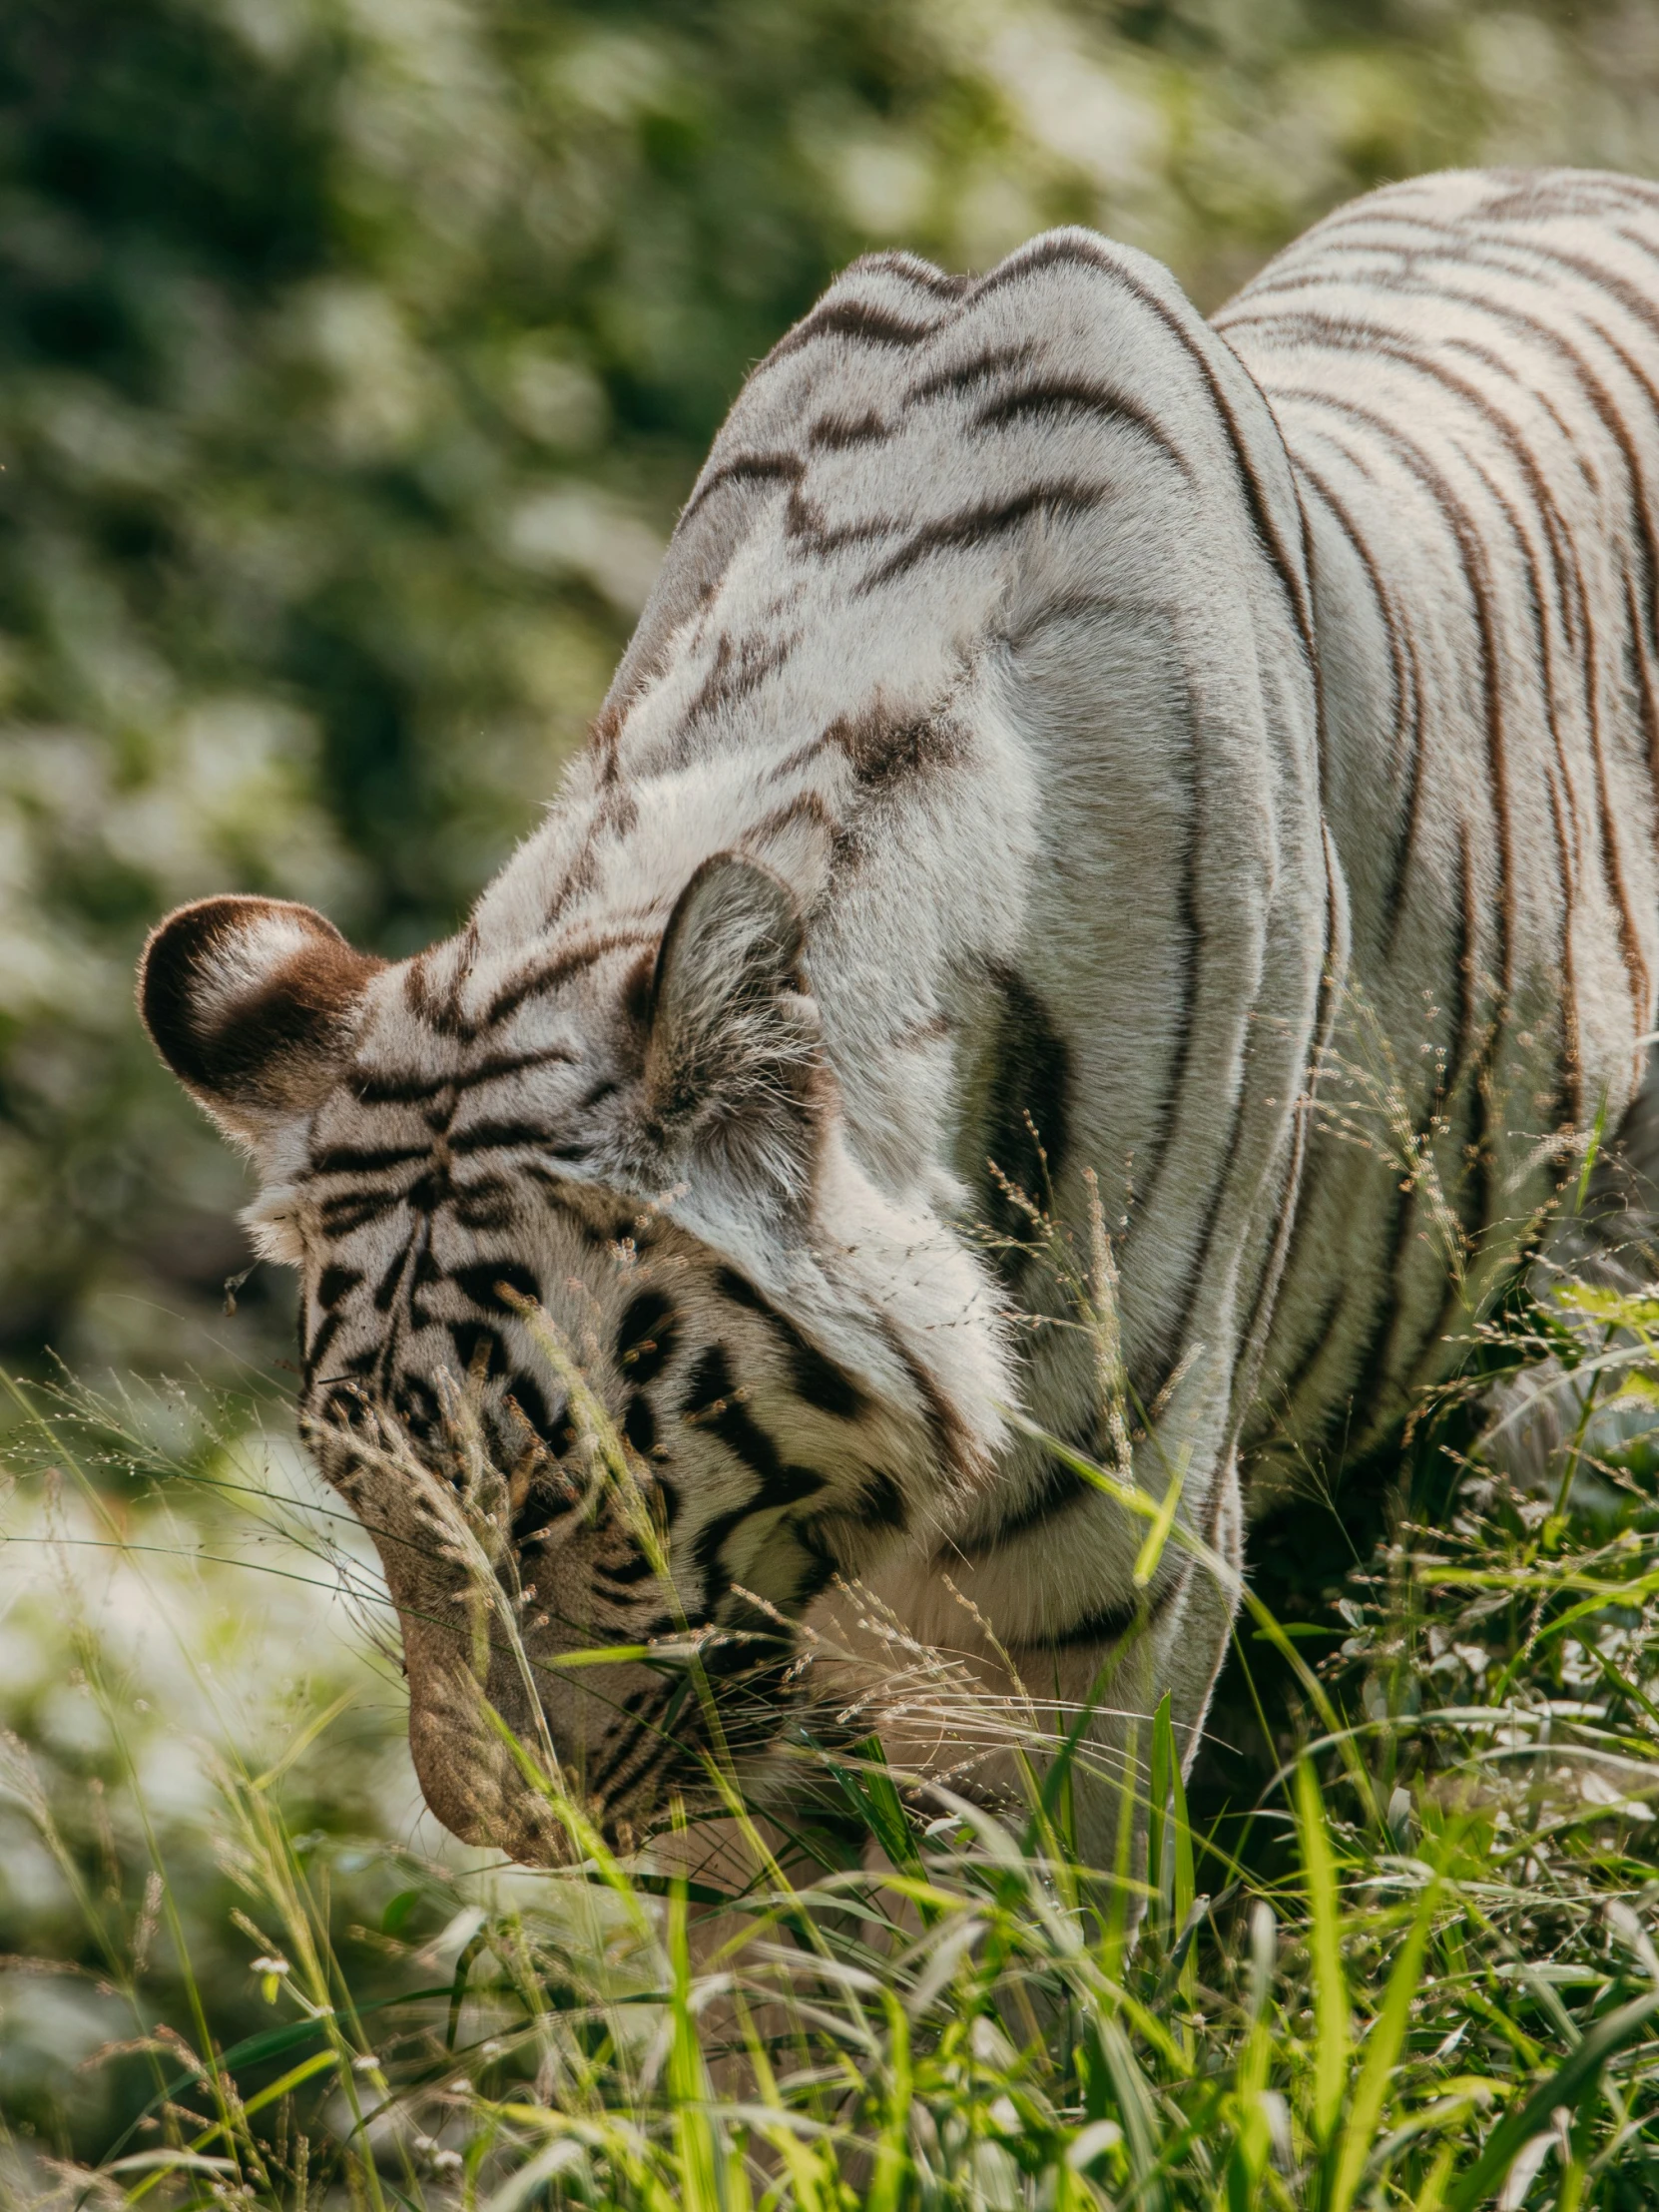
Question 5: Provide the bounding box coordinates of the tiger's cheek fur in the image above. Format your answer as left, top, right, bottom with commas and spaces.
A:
287, 1181, 951, 1851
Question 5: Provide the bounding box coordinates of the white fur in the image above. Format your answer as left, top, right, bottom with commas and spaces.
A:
148, 170, 1659, 1868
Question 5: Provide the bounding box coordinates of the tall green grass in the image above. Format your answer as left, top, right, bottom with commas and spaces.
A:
6, 1276, 1659, 2209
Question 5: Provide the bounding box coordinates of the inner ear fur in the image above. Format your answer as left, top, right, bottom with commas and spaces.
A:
645, 853, 823, 1156
140, 894, 384, 1139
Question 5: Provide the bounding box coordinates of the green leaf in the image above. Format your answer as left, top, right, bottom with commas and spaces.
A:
1330, 1873, 1441, 2212
1296, 1758, 1351, 2149
380, 1887, 422, 1938
829, 1735, 923, 1879
1149, 1691, 1174, 1936
1444, 1989, 1659, 2212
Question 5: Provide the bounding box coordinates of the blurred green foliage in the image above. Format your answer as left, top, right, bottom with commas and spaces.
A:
3, 0, 1658, 1377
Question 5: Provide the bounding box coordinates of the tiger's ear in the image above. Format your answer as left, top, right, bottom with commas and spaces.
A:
643, 853, 824, 1192
139, 895, 384, 1149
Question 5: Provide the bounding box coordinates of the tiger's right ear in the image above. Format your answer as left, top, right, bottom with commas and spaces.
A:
139, 896, 384, 1149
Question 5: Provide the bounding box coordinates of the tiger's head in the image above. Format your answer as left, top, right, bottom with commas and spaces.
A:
139, 854, 1006, 1862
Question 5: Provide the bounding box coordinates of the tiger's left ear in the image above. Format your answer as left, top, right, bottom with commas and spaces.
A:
140, 895, 385, 1151
643, 853, 825, 1195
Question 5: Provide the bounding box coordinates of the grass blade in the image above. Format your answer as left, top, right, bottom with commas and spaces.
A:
1329, 1873, 1441, 2211
1295, 1757, 1351, 2150
1444, 1989, 1659, 2212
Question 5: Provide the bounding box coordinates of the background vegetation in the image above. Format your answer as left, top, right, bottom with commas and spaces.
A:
8, 0, 1659, 2202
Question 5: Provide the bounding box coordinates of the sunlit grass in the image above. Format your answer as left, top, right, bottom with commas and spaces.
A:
7, 1280, 1659, 2207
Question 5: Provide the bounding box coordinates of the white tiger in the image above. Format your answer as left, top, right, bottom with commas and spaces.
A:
140, 168, 1659, 1868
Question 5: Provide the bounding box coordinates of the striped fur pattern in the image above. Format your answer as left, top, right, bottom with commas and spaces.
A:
1218, 168, 1659, 1464
140, 169, 1659, 1866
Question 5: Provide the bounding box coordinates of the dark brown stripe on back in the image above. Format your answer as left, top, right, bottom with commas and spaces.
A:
765, 296, 941, 366
904, 339, 1038, 405
680, 451, 806, 529
845, 251, 970, 299
972, 376, 1192, 477
857, 481, 1116, 592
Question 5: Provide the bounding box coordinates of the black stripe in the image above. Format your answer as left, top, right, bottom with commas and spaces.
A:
1031, 1596, 1140, 1649
505, 1374, 575, 1457
347, 1045, 580, 1106
1581, 621, 1653, 1032
791, 1523, 841, 1604
318, 1191, 400, 1236
450, 1260, 540, 1313
1028, 1567, 1184, 1652
448, 1321, 506, 1380
963, 1457, 1092, 1552
316, 1265, 362, 1310
1543, 769, 1584, 1127
857, 481, 1116, 593
711, 1267, 867, 1419
1142, 1050, 1255, 1410
485, 927, 658, 1026
588, 1681, 677, 1801
345, 1068, 447, 1106
844, 250, 969, 299
1326, 348, 1592, 1109
1239, 814, 1343, 1429
1384, 623, 1430, 959
309, 1142, 427, 1176
743, 790, 838, 848
807, 407, 890, 450
826, 704, 965, 790
623, 1393, 657, 1455
447, 1119, 555, 1156
679, 450, 805, 529
972, 376, 1192, 478
402, 929, 480, 1043
1406, 819, 1493, 1298
616, 1292, 678, 1385
1249, 243, 1659, 673
1258, 316, 1595, 718
1117, 735, 1203, 1265
1624, 564, 1659, 835
853, 1470, 908, 1531
540, 840, 601, 936
782, 488, 902, 560
680, 1346, 826, 1592
301, 1309, 344, 1382
977, 963, 1072, 1284
677, 626, 799, 735
766, 296, 940, 366
1229, 1095, 1316, 1450
681, 1347, 804, 1486
874, 1317, 975, 1486
595, 1549, 657, 1586
512, 1481, 578, 1546
372, 1241, 412, 1313
593, 1725, 679, 1814
1444, 822, 1475, 1124
449, 1179, 514, 1232
904, 339, 1037, 406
